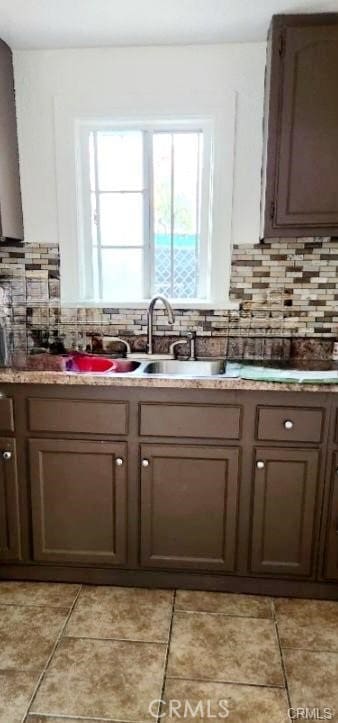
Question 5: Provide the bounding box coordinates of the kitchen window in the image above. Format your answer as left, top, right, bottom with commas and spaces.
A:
76, 120, 213, 304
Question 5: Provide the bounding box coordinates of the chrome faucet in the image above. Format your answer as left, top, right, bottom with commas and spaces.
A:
147, 295, 175, 355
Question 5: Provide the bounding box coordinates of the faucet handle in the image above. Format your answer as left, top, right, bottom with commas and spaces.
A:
105, 337, 131, 357
187, 330, 197, 361
170, 338, 189, 359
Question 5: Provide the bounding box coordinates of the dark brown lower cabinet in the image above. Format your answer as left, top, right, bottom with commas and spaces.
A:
0, 385, 336, 598
0, 438, 21, 561
250, 447, 319, 577
324, 453, 338, 581
29, 438, 127, 565
140, 444, 240, 572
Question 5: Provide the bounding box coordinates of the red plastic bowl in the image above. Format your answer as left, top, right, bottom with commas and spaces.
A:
66, 353, 140, 374
68, 354, 117, 373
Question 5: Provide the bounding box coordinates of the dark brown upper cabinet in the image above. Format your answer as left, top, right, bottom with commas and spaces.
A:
261, 14, 338, 238
0, 39, 23, 241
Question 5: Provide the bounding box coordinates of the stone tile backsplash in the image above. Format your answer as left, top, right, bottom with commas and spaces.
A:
0, 237, 338, 358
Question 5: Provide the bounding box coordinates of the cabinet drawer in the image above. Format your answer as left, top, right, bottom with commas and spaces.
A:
0, 397, 14, 432
140, 403, 241, 439
28, 398, 128, 435
256, 406, 323, 443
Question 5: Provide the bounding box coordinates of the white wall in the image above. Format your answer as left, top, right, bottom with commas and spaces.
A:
14, 43, 266, 305
14, 43, 266, 252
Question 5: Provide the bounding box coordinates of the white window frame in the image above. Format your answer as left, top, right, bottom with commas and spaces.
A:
75, 118, 213, 305
55, 95, 238, 311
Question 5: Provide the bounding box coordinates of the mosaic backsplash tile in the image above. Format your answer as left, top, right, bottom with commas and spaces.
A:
0, 237, 337, 358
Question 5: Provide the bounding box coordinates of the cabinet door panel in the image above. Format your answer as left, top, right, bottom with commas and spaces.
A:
140, 444, 240, 572
0, 438, 21, 561
251, 448, 319, 577
0, 398, 14, 433
29, 439, 127, 565
323, 453, 338, 581
276, 25, 338, 228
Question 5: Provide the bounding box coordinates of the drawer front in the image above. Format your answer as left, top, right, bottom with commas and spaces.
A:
0, 397, 14, 432
28, 398, 128, 435
140, 403, 241, 439
256, 406, 323, 443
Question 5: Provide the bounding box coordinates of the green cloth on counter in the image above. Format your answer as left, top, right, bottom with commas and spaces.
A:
236, 364, 338, 384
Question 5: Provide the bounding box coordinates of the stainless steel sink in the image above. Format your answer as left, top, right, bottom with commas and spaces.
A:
142, 360, 226, 376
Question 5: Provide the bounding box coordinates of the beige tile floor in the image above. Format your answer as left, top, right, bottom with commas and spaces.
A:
0, 582, 337, 722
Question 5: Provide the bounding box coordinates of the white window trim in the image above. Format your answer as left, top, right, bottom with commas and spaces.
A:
62, 300, 239, 310
55, 97, 238, 310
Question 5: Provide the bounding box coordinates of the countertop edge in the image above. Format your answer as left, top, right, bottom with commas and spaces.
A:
0, 369, 337, 392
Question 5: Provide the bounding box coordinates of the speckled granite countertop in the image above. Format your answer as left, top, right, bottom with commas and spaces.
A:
0, 367, 337, 392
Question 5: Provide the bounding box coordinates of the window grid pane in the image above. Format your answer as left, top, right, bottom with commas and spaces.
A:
153, 130, 202, 299
96, 130, 143, 192
99, 192, 144, 246
100, 247, 143, 301
90, 130, 145, 300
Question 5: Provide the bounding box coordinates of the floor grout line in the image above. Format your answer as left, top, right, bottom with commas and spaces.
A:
273, 606, 292, 711
156, 589, 176, 723
270, 598, 276, 620
0, 601, 80, 609
63, 634, 168, 645
0, 601, 76, 612
27, 714, 143, 722
22, 584, 83, 723
173, 608, 274, 619
164, 674, 286, 689
27, 714, 150, 722
280, 645, 338, 654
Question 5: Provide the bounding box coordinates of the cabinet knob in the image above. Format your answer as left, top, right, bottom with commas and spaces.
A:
115, 457, 124, 466
256, 460, 265, 470
283, 420, 294, 430
142, 459, 150, 468
2, 450, 12, 461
